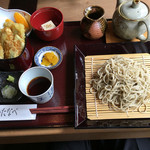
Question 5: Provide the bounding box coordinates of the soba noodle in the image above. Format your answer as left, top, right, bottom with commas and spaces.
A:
90, 56, 150, 113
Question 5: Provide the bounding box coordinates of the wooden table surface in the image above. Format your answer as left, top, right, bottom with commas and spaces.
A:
2, 0, 150, 21
1, 0, 150, 144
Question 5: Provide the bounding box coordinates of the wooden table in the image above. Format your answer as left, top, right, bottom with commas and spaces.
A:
2, 0, 150, 21
0, 0, 150, 144
1, 127, 150, 144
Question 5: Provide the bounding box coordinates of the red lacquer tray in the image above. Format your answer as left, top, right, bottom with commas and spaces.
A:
0, 21, 105, 129
5, 0, 150, 130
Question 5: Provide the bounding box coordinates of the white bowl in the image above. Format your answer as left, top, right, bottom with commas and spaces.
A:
18, 66, 54, 104
0, 7, 32, 36
34, 46, 63, 69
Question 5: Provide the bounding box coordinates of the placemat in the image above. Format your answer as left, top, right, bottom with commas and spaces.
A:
105, 21, 145, 43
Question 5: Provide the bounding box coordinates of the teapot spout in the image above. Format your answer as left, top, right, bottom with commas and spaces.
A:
116, 0, 126, 8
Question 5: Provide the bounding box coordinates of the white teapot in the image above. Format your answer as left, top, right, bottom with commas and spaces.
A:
112, 0, 150, 42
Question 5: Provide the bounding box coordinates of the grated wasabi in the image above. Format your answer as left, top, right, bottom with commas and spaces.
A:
7, 75, 15, 83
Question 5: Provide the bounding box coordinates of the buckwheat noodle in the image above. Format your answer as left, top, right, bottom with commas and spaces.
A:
90, 56, 150, 114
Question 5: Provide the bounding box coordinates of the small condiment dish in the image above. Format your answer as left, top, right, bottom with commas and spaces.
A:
34, 46, 63, 69
30, 7, 64, 41
18, 66, 54, 104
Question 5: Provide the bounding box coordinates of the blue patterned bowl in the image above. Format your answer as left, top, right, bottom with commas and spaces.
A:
34, 46, 63, 69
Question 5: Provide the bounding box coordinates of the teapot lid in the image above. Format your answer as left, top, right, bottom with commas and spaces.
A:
120, 0, 148, 20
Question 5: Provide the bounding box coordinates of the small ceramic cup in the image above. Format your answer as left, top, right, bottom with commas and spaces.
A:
18, 66, 54, 104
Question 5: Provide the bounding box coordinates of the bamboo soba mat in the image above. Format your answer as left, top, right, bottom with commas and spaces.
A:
85, 53, 150, 120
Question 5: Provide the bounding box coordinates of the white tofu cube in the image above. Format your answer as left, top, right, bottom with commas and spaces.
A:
41, 20, 56, 31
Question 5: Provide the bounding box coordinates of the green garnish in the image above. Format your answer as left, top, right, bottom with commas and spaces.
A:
7, 75, 15, 83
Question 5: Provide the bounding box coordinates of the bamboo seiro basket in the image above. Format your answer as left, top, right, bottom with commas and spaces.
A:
85, 53, 150, 120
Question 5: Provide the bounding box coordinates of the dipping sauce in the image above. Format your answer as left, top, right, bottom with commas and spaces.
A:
27, 76, 51, 96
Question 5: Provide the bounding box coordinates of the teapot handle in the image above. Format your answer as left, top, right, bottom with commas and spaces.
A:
137, 20, 150, 42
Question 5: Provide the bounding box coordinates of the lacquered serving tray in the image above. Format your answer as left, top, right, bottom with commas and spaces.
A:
74, 41, 150, 129
6, 0, 150, 130
0, 21, 106, 129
